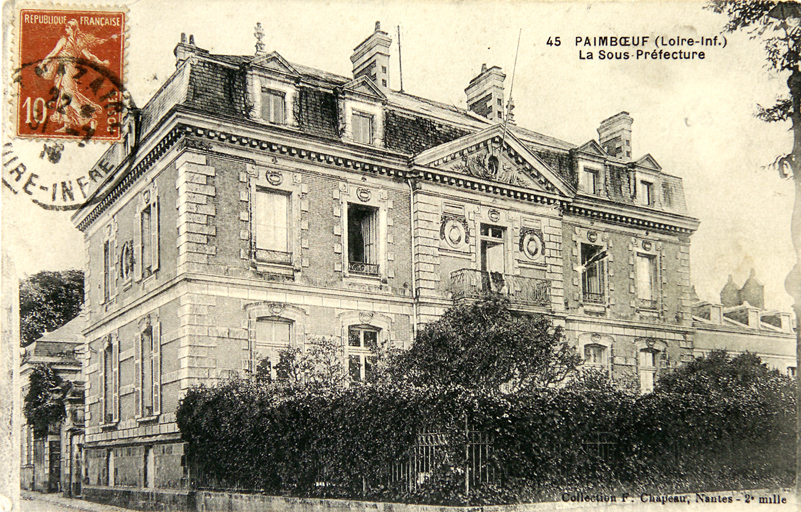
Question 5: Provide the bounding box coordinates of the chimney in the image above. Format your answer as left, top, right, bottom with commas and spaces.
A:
739, 268, 765, 309
597, 112, 633, 160
720, 274, 742, 308
745, 304, 760, 329
709, 304, 723, 325
780, 312, 793, 332
465, 64, 506, 121
351, 21, 392, 91
174, 33, 207, 66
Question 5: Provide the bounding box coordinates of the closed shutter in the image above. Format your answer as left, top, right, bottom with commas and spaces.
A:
112, 336, 119, 422
134, 331, 142, 418
153, 320, 161, 415
99, 342, 106, 422
362, 210, 376, 264
133, 210, 142, 282
110, 237, 117, 298
151, 197, 160, 272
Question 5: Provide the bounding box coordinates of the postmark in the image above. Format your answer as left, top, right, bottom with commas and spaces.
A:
14, 6, 126, 142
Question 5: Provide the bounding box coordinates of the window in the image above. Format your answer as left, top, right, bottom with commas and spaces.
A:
636, 254, 658, 309
103, 240, 112, 303
581, 168, 601, 195
639, 349, 658, 394
352, 112, 373, 145
788, 366, 797, 379
480, 224, 506, 274
348, 326, 378, 382
584, 344, 606, 366
136, 321, 161, 418
581, 244, 605, 304
348, 204, 379, 275
261, 89, 286, 124
641, 181, 653, 206
103, 343, 113, 423
253, 318, 292, 381
254, 189, 291, 264
136, 191, 159, 280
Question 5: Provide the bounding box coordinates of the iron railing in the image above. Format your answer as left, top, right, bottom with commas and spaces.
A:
349, 261, 380, 276
450, 269, 549, 306
582, 291, 605, 304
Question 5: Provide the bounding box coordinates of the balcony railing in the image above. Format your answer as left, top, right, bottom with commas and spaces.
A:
450, 269, 550, 306
349, 261, 380, 276
582, 291, 605, 304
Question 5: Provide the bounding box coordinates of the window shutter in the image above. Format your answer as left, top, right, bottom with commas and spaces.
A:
112, 336, 119, 422
151, 197, 160, 272
99, 344, 106, 422
153, 320, 161, 415
133, 210, 142, 282
134, 331, 142, 417
110, 238, 117, 298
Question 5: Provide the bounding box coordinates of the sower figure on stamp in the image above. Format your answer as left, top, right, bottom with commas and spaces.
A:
36, 19, 118, 134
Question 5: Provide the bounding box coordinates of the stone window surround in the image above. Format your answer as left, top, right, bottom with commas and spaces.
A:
247, 164, 303, 276
135, 313, 161, 421
469, 205, 514, 275
634, 238, 661, 311
343, 98, 384, 148
250, 74, 297, 128
339, 182, 389, 282
633, 169, 660, 207
101, 219, 117, 307
575, 228, 609, 313
635, 338, 667, 394
338, 311, 393, 371
134, 182, 160, 283
577, 332, 612, 374
245, 302, 308, 375
99, 333, 119, 426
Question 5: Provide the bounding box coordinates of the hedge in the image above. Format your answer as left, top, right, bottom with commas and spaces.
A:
176, 375, 795, 505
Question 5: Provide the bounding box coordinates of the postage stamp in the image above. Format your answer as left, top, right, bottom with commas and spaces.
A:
14, 6, 126, 142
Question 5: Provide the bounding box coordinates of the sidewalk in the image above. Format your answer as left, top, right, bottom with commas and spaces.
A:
21, 491, 133, 512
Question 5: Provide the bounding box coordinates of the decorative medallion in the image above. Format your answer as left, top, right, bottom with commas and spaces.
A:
519, 228, 544, 261
440, 215, 470, 248
119, 240, 134, 281
356, 187, 372, 202
267, 171, 283, 186
642, 240, 653, 251
143, 190, 151, 204
590, 333, 602, 342
359, 311, 374, 324
488, 209, 501, 222
587, 230, 598, 243
268, 302, 285, 316
452, 151, 525, 186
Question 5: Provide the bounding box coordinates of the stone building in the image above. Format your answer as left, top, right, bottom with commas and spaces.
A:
19, 316, 84, 495
72, 23, 699, 492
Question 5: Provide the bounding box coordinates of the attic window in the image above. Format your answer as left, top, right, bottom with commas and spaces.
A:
261, 89, 286, 125
353, 112, 373, 145
640, 181, 653, 206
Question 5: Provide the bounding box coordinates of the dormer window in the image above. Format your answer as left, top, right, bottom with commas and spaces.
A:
352, 111, 373, 145
580, 166, 601, 195
640, 180, 653, 206
261, 89, 286, 125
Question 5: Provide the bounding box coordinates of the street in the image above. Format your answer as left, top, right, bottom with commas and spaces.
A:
20, 492, 132, 512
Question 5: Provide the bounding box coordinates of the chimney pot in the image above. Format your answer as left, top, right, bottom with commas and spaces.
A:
465, 65, 506, 121
597, 112, 633, 160
181, 33, 187, 44
189, 34, 195, 45
375, 21, 381, 31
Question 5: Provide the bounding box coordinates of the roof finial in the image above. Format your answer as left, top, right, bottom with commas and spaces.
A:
375, 21, 381, 32
254, 22, 266, 55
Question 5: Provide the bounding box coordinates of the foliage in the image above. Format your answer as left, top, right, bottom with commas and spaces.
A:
19, 270, 84, 345
271, 335, 347, 388
177, 351, 795, 504
387, 293, 581, 393
23, 363, 70, 437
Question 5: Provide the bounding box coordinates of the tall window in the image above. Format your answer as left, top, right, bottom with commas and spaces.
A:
348, 204, 379, 275
261, 89, 286, 124
637, 254, 658, 309
352, 112, 373, 145
103, 240, 112, 303
581, 168, 600, 195
253, 318, 292, 381
254, 189, 290, 264
480, 225, 506, 274
581, 244, 605, 304
348, 326, 378, 382
137, 192, 159, 280
103, 343, 113, 423
136, 322, 160, 418
639, 349, 658, 394
641, 181, 653, 206
141, 205, 152, 275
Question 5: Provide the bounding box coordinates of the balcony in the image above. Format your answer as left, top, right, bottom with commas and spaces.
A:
349, 261, 380, 276
450, 269, 550, 307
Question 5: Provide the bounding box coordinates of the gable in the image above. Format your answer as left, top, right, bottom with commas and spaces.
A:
342, 76, 386, 101
251, 51, 300, 78
576, 140, 608, 158
636, 154, 662, 171
414, 124, 574, 196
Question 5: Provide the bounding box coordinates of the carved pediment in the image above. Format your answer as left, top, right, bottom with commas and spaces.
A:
576, 140, 608, 158
251, 51, 300, 78
636, 154, 662, 171
414, 124, 574, 196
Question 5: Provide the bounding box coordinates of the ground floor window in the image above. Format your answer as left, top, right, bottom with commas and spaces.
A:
348, 326, 378, 382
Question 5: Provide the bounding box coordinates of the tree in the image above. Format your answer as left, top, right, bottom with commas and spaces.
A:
20, 270, 84, 345
271, 335, 347, 388
708, 1, 801, 491
388, 293, 581, 393
23, 363, 69, 437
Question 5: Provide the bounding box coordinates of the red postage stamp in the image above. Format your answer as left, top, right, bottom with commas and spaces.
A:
15, 7, 126, 142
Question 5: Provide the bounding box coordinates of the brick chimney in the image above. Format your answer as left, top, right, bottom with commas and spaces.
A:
739, 268, 765, 310
351, 21, 392, 91
465, 64, 506, 121
597, 112, 633, 160
174, 33, 207, 66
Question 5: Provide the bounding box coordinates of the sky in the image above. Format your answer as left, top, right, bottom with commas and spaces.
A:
1, 0, 796, 310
